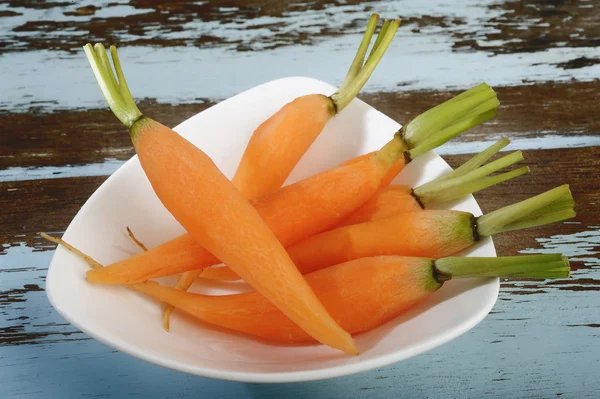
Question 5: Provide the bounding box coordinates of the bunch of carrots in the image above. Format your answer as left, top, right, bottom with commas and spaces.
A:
43, 14, 574, 355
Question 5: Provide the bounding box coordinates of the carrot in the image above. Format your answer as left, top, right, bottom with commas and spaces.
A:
285, 185, 575, 274
84, 44, 358, 354
197, 266, 242, 281
157, 17, 399, 329
200, 183, 573, 279
233, 15, 400, 199
126, 228, 239, 282
165, 16, 397, 320
133, 254, 569, 343
337, 138, 527, 226
88, 82, 501, 285
195, 138, 529, 280
41, 232, 569, 344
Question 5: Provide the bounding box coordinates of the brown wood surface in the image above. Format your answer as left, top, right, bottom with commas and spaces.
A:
3, 81, 599, 170
2, 147, 598, 264
1, 1, 599, 398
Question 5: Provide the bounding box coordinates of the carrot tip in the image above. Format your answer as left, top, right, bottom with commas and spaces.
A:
126, 226, 149, 252
163, 306, 173, 332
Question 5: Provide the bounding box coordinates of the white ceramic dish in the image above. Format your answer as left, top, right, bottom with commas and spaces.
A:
46, 77, 499, 383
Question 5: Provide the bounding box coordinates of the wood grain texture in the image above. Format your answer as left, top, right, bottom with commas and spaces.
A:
1, 147, 598, 256
2, 81, 599, 171
1, 0, 598, 397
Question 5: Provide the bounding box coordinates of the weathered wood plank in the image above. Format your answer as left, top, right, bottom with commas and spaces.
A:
2, 2, 600, 112
2, 146, 598, 254
1, 146, 598, 355
2, 0, 599, 55
2, 81, 599, 171
0, 176, 108, 249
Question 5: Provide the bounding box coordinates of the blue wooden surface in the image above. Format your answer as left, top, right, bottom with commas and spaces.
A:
1, 235, 598, 397
1, 0, 599, 397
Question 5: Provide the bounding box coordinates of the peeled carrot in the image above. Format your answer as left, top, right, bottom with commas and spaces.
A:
84, 44, 357, 354
195, 138, 529, 280
196, 266, 240, 281
158, 17, 399, 329
88, 83, 501, 285
337, 137, 526, 226
284, 185, 576, 274
132, 254, 569, 343
199, 183, 573, 280
339, 151, 403, 187
234, 14, 400, 199
124, 231, 239, 282
41, 232, 569, 344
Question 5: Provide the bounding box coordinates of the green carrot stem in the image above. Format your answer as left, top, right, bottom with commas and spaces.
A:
365, 19, 390, 64
402, 84, 489, 141
331, 19, 400, 112
497, 209, 576, 233
476, 185, 575, 237
373, 85, 500, 166
449, 96, 500, 127
434, 254, 570, 281
414, 149, 525, 205
415, 151, 524, 202
110, 46, 141, 118
83, 44, 142, 128
508, 268, 573, 279
451, 167, 528, 201
417, 167, 529, 206
408, 106, 498, 159
95, 45, 119, 90
403, 83, 496, 147
339, 13, 380, 89
435, 138, 511, 182
373, 133, 409, 167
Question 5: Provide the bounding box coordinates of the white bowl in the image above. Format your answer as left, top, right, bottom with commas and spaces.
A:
46, 77, 498, 383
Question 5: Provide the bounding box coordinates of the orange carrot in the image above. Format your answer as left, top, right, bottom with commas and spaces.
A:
84, 44, 357, 354
337, 137, 525, 226
134, 254, 568, 342
132, 254, 569, 343
41, 232, 569, 344
233, 15, 399, 199
160, 17, 399, 329
89, 83, 501, 285
195, 138, 528, 280
339, 151, 403, 187
197, 266, 242, 281
199, 184, 573, 279
285, 185, 576, 274
335, 184, 422, 227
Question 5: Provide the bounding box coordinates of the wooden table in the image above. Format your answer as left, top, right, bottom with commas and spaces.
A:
1, 1, 599, 397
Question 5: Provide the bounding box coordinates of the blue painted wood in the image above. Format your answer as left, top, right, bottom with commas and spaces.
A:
2, 0, 600, 113
1, 240, 599, 398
